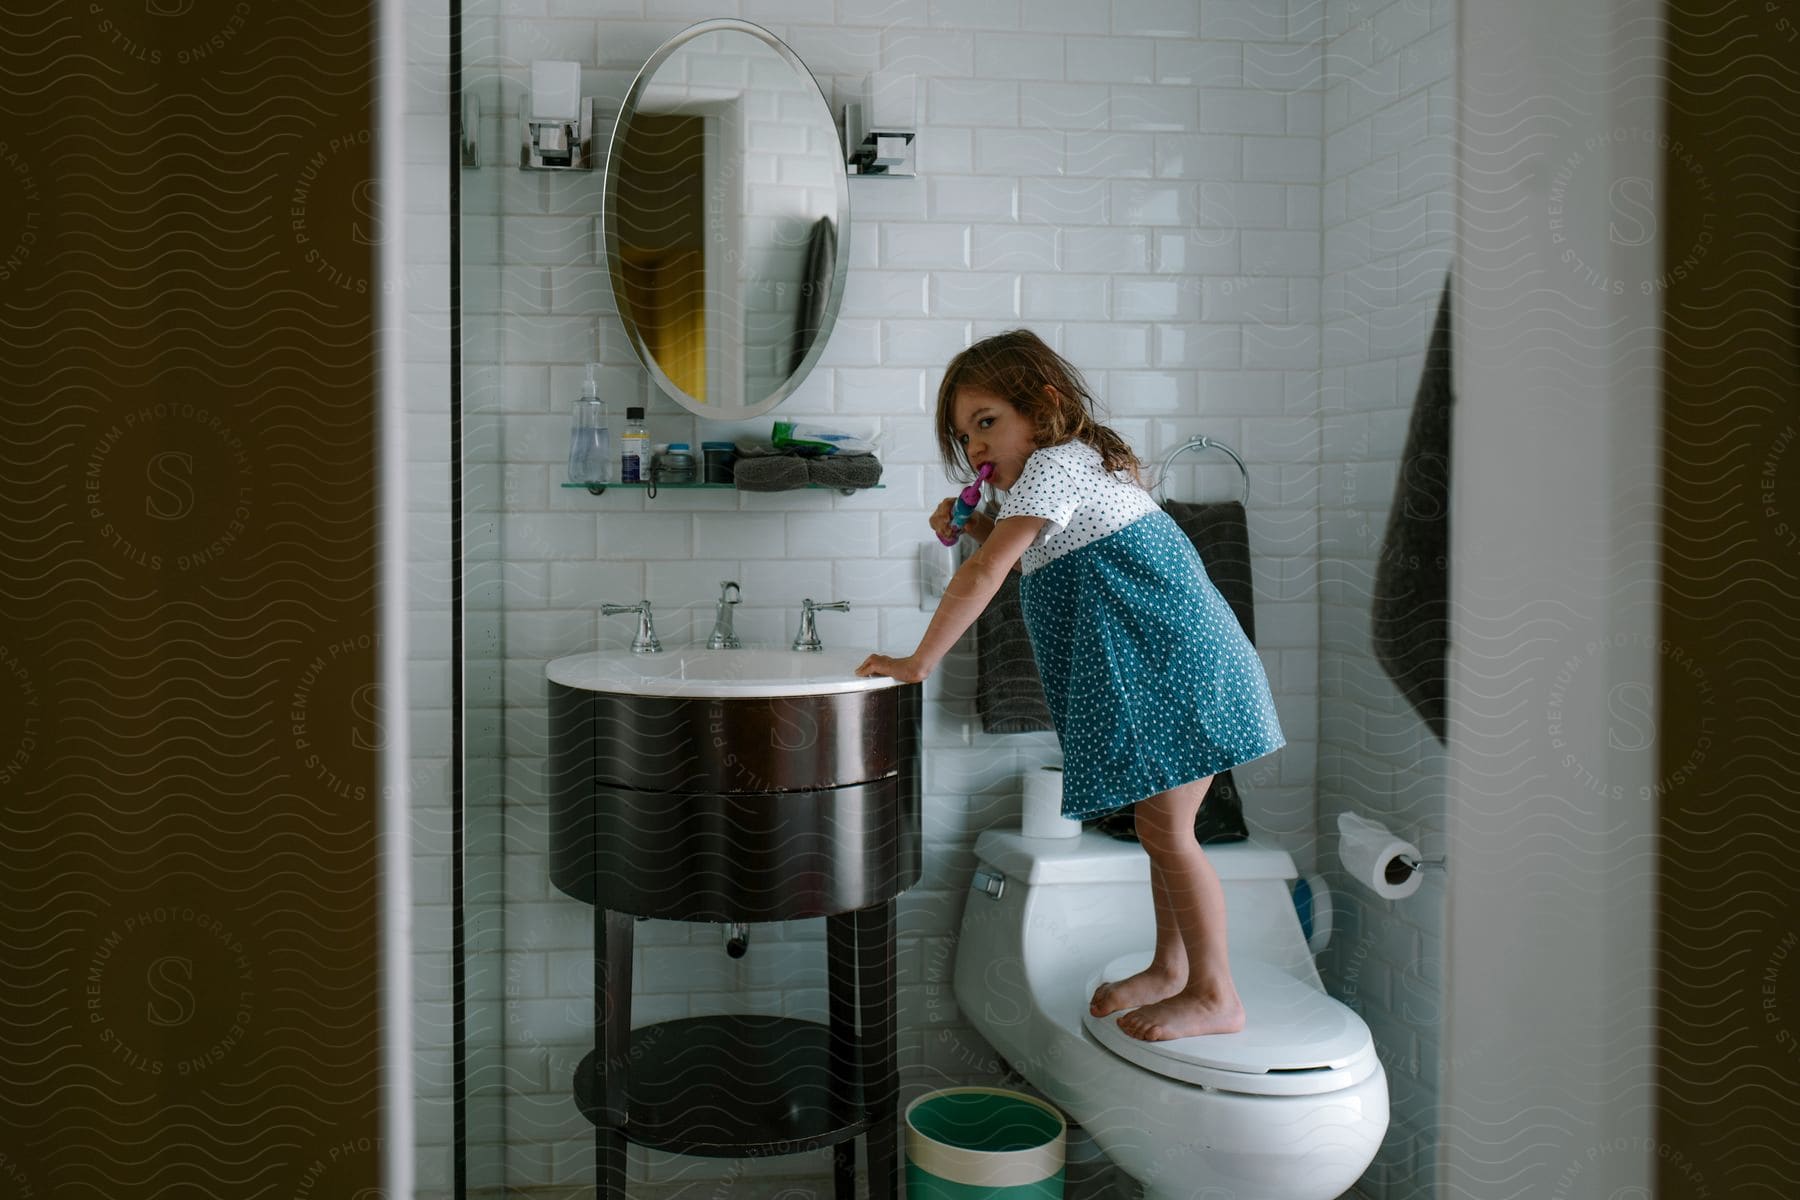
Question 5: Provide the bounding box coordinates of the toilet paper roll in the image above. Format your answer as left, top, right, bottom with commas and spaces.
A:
1336, 812, 1424, 901
1021, 766, 1081, 839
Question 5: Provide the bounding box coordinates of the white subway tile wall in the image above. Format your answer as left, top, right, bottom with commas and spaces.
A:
1317, 0, 1454, 1196
403, 0, 1459, 1194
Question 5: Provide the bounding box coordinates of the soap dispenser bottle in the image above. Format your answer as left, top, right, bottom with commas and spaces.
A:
566, 363, 612, 487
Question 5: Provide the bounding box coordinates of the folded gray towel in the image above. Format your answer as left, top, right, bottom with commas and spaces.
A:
807, 456, 882, 489
1371, 272, 1452, 744
732, 455, 810, 492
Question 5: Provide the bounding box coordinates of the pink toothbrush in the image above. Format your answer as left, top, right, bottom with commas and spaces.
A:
938, 462, 994, 545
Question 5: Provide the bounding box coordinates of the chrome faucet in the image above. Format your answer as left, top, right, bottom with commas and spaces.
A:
792, 598, 849, 652
601, 601, 662, 654
706, 581, 742, 649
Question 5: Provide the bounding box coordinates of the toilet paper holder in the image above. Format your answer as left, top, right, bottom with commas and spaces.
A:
1387, 853, 1446, 885
1336, 811, 1443, 901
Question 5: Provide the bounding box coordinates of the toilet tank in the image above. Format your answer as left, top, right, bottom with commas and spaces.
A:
968, 830, 1322, 986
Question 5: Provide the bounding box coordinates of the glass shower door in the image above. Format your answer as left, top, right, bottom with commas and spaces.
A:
456, 0, 507, 1193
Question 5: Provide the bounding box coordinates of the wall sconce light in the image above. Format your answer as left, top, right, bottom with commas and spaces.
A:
521, 60, 595, 171
843, 70, 915, 178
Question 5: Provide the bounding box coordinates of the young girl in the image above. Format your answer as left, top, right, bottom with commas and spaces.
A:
856, 329, 1285, 1042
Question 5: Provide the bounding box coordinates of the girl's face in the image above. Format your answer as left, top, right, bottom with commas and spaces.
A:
949, 386, 1038, 491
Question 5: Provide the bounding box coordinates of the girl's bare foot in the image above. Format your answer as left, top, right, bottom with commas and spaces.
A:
1089, 961, 1186, 1018
1116, 981, 1246, 1041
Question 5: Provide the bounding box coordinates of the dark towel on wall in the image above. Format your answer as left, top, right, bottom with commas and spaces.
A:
974, 570, 1055, 734
1371, 273, 1453, 744
1161, 499, 1257, 645
789, 217, 836, 376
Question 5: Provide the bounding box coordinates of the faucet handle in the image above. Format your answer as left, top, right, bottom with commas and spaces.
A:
601, 600, 662, 654
793, 598, 850, 652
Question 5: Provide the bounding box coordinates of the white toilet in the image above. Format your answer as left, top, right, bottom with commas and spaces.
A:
953, 829, 1387, 1200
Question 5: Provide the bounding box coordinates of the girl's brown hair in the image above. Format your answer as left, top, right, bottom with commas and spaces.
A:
934, 329, 1143, 484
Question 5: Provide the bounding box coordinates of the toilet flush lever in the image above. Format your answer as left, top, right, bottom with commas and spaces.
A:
971, 868, 1006, 901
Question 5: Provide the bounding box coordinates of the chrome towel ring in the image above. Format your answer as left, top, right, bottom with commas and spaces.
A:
1153, 436, 1251, 506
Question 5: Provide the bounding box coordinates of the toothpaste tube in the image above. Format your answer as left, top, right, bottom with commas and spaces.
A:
771, 420, 877, 457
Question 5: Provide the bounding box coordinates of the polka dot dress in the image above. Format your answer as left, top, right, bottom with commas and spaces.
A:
999, 441, 1286, 820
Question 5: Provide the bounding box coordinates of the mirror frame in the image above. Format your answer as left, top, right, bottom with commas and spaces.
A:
603, 19, 851, 422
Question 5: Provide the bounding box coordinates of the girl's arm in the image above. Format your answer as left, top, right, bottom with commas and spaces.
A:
966, 511, 1024, 574
855, 515, 1046, 682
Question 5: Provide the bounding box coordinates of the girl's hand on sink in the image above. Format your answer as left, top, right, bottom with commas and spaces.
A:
855, 652, 931, 683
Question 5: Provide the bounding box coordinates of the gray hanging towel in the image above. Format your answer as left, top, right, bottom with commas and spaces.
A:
789, 216, 836, 376
1160, 498, 1257, 645
1371, 273, 1453, 743
975, 567, 1055, 734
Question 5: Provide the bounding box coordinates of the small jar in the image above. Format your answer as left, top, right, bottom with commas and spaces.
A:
701, 440, 736, 484
659, 442, 697, 483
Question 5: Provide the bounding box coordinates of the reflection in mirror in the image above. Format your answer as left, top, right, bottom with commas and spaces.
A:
606, 21, 849, 421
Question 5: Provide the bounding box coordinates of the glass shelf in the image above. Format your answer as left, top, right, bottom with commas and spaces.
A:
561, 481, 885, 496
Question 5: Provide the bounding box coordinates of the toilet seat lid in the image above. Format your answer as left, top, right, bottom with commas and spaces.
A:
1082, 953, 1378, 1097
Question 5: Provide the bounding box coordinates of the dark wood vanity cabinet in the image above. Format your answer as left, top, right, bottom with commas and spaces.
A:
548, 680, 922, 1199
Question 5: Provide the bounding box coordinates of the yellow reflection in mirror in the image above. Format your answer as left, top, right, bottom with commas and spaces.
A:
615, 112, 706, 401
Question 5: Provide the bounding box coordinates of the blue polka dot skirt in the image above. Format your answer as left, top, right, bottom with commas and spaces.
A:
1018, 510, 1286, 820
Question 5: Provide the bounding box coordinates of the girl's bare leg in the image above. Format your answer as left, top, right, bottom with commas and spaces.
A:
1088, 857, 1188, 1016
1115, 777, 1246, 1041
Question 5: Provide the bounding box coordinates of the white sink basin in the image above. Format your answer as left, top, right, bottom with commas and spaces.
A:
546, 646, 903, 698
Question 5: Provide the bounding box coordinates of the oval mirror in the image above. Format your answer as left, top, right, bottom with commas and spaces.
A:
605, 20, 850, 421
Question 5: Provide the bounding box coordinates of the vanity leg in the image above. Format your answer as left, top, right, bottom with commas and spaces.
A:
857, 901, 899, 1200
831, 1140, 856, 1200
595, 908, 633, 1198
826, 912, 859, 1200
596, 1128, 627, 1200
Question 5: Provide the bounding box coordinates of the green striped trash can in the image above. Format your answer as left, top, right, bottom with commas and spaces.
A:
904, 1087, 1067, 1199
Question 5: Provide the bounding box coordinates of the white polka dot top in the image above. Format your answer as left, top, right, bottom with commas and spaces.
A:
996, 440, 1160, 575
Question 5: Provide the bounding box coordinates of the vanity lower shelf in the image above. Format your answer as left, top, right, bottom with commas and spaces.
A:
572, 1015, 868, 1156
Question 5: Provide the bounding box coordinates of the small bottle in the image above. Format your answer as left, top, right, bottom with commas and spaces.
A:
566, 364, 612, 487
620, 407, 648, 483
